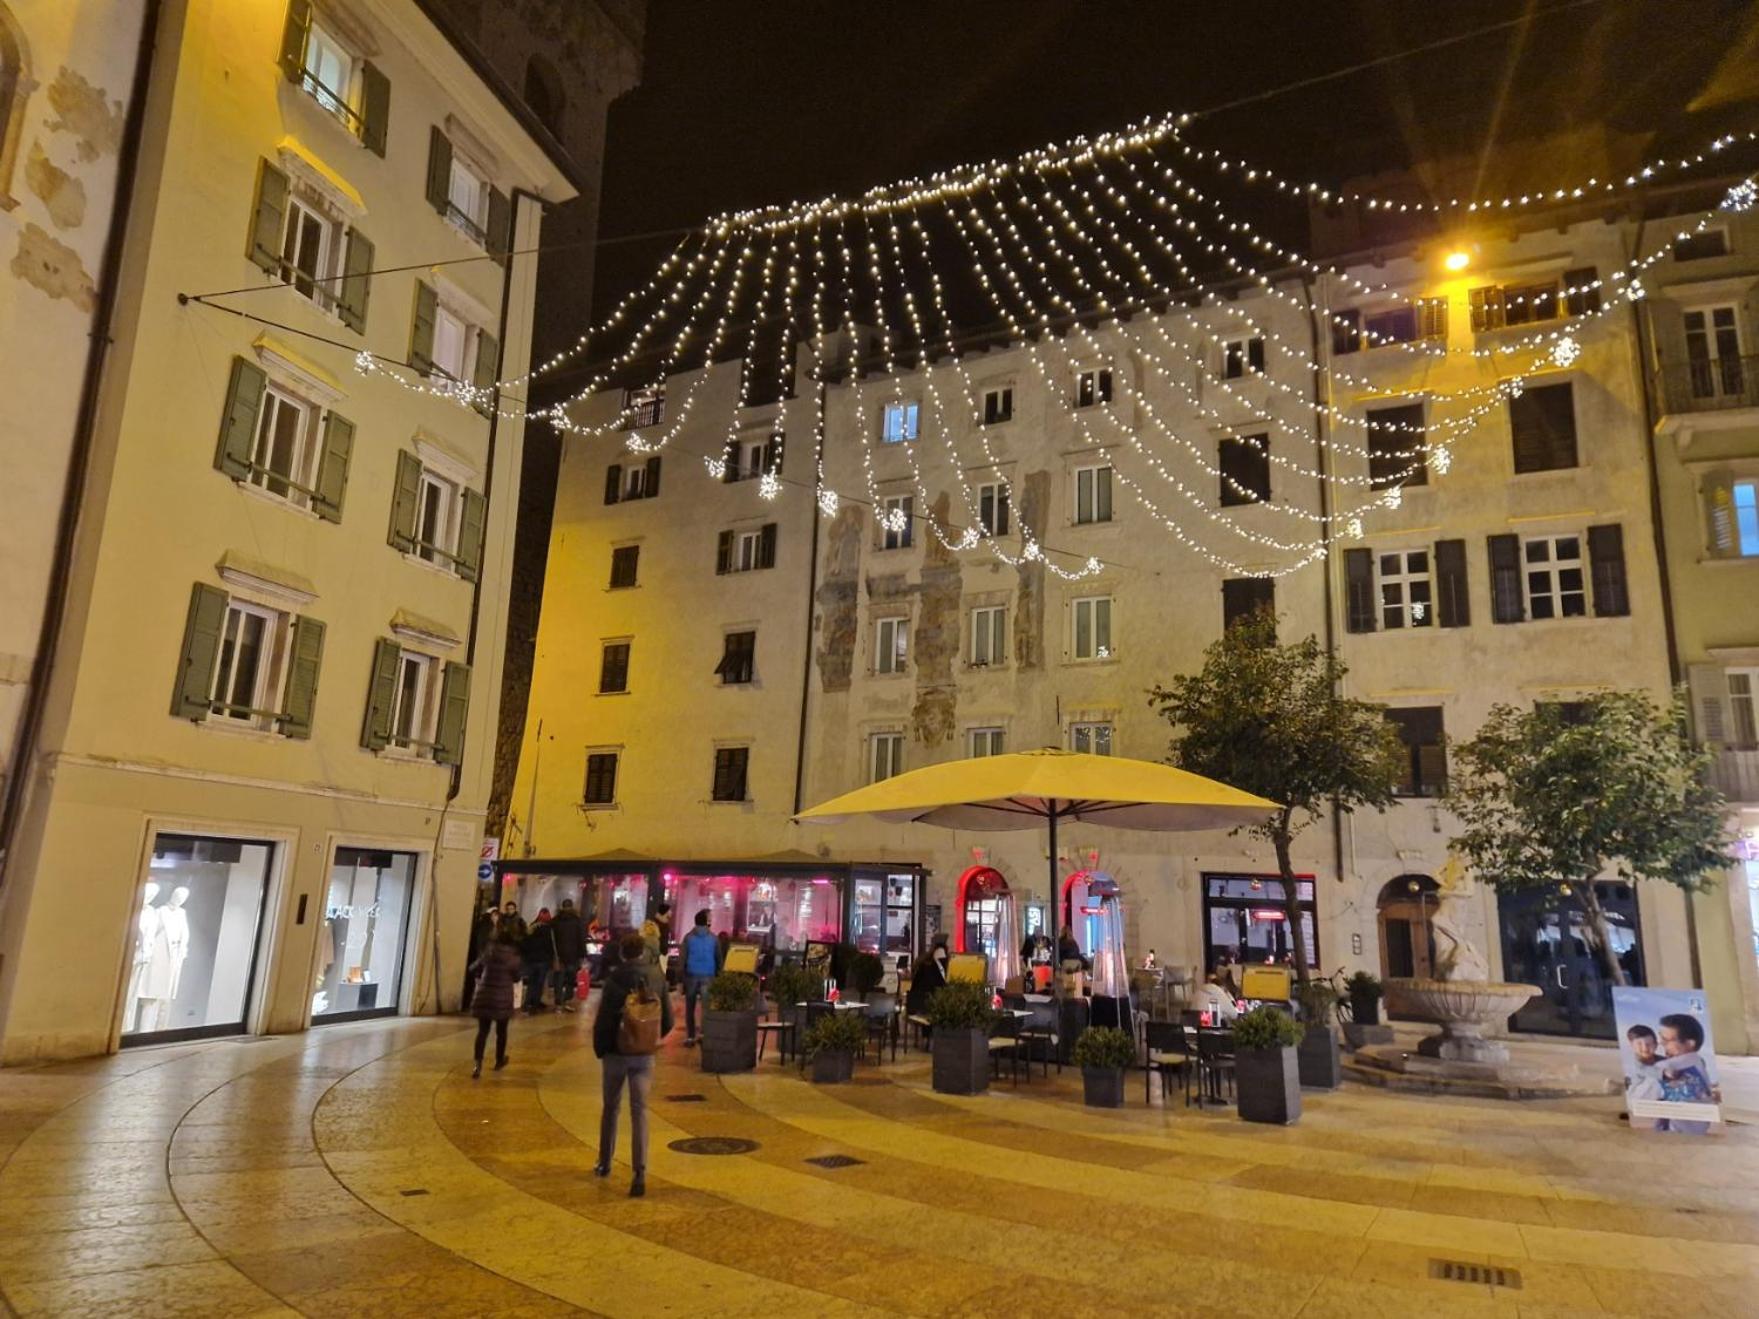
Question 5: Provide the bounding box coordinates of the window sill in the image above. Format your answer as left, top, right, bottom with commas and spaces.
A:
964, 662, 1009, 673
581, 802, 620, 812
196, 719, 286, 744
444, 212, 489, 252
1699, 554, 1759, 568
400, 551, 465, 582
1065, 655, 1120, 667
1509, 465, 1583, 480
707, 798, 751, 806
237, 480, 322, 521
606, 583, 641, 593
596, 689, 630, 698
868, 670, 910, 681
378, 746, 441, 765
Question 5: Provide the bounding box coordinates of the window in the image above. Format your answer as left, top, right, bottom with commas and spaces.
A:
1469, 268, 1599, 331
604, 456, 661, 505
1378, 550, 1433, 629
1222, 577, 1275, 632
1509, 381, 1578, 473
415, 470, 460, 567
1074, 465, 1113, 524
1333, 301, 1447, 354
1070, 722, 1113, 755
1718, 480, 1759, 557
982, 387, 1013, 425
970, 727, 1005, 757
1075, 368, 1112, 408
870, 732, 904, 783
391, 650, 439, 750
1386, 707, 1446, 797
971, 605, 1006, 666
609, 545, 639, 589
210, 601, 285, 727
716, 523, 776, 574
881, 400, 920, 442
410, 282, 498, 409
1331, 309, 1362, 356
446, 154, 489, 244
248, 385, 319, 507
1223, 337, 1265, 378
279, 196, 339, 309
1674, 228, 1729, 262
1072, 596, 1113, 660
583, 751, 619, 806
623, 386, 665, 429
1728, 670, 1758, 749
1522, 535, 1586, 619
361, 640, 469, 763
599, 642, 630, 694
881, 495, 914, 550
732, 529, 761, 572
1683, 306, 1745, 400
388, 452, 485, 579
432, 304, 471, 381
299, 18, 355, 122
1219, 433, 1270, 506
279, 4, 388, 152
716, 631, 756, 685
1365, 403, 1428, 489
978, 481, 1010, 536
875, 616, 908, 675
523, 54, 565, 136
711, 746, 749, 802
173, 586, 324, 737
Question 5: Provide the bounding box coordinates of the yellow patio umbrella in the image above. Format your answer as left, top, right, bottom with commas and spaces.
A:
796, 748, 1278, 947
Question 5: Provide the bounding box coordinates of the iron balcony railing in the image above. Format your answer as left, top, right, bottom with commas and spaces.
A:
1658, 353, 1759, 416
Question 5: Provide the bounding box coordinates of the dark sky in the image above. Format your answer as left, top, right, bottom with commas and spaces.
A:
591, 0, 1759, 320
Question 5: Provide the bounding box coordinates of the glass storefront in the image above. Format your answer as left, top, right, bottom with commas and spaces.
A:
123, 833, 272, 1045
1202, 873, 1318, 972
1498, 883, 1644, 1039
665, 871, 842, 952
311, 849, 417, 1022
851, 870, 917, 959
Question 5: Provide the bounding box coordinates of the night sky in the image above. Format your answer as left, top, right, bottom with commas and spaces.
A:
591, 0, 1759, 321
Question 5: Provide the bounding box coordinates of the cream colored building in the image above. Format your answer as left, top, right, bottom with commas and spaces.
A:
510, 188, 1758, 1046
0, 0, 582, 1063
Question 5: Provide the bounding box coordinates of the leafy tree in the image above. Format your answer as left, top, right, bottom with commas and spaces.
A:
1148, 614, 1404, 984
1448, 692, 1734, 986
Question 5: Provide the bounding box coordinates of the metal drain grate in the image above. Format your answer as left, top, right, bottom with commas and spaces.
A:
667, 1136, 760, 1156
399, 1188, 430, 1198
665, 1093, 709, 1103
805, 1154, 865, 1169
1429, 1259, 1521, 1290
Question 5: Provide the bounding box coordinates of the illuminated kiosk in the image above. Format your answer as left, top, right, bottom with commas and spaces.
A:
956, 865, 1021, 986
1064, 870, 1130, 1028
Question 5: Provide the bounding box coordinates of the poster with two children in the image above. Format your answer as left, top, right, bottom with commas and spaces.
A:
1612, 987, 1722, 1134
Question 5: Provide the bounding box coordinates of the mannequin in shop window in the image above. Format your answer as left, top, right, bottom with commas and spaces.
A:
135, 884, 189, 1032
128, 883, 160, 1032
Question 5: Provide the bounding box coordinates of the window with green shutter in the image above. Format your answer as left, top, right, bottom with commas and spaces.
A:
312, 412, 354, 523
388, 450, 423, 553
425, 126, 452, 217
215, 357, 267, 481
410, 282, 438, 375
471, 329, 498, 417
359, 63, 390, 157
337, 229, 373, 334
361, 638, 401, 751
455, 487, 487, 582
171, 583, 230, 720
434, 662, 471, 766
487, 188, 511, 265
282, 615, 326, 739
247, 160, 290, 276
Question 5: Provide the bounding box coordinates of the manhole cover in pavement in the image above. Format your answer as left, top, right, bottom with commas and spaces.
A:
665, 1093, 708, 1103
667, 1136, 759, 1156
804, 1154, 864, 1169
1429, 1260, 1521, 1290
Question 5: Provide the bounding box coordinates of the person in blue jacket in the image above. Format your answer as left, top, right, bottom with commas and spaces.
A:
679, 909, 723, 1046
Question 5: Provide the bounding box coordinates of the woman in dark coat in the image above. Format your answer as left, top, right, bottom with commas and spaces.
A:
469, 926, 522, 1078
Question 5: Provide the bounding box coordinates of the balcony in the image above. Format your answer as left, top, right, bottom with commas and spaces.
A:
1709, 747, 1759, 804
1657, 354, 1759, 418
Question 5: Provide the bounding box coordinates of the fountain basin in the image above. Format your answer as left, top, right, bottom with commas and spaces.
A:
1383, 978, 1540, 1065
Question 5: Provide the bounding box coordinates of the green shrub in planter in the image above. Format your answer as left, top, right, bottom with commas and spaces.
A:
706, 971, 759, 1012
1346, 970, 1384, 1026
803, 1011, 867, 1083
1071, 1026, 1136, 1069
926, 982, 994, 1095
924, 981, 996, 1030
1233, 1005, 1303, 1051
847, 951, 885, 997
1294, 978, 1338, 1026
1234, 1006, 1302, 1125
768, 963, 822, 1008
701, 972, 759, 1073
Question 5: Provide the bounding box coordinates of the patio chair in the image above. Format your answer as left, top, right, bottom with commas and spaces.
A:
1144, 1020, 1191, 1106
987, 1013, 1027, 1085
1017, 996, 1060, 1077
756, 994, 797, 1064
863, 991, 899, 1062
1195, 1027, 1237, 1104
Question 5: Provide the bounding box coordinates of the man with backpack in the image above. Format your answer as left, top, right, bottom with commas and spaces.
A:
593, 931, 673, 1198
679, 909, 723, 1047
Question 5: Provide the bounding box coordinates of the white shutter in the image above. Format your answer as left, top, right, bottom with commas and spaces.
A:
1686, 664, 1731, 744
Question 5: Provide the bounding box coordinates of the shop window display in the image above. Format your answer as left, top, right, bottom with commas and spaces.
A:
665, 872, 842, 953
125, 834, 272, 1044
312, 849, 416, 1021
850, 871, 918, 958
1202, 873, 1318, 972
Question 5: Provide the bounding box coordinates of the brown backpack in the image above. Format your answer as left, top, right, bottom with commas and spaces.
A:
617, 974, 662, 1055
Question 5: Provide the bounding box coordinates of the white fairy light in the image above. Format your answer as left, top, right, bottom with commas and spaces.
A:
1551, 334, 1581, 368
1624, 278, 1646, 302
1721, 178, 1756, 212
758, 471, 781, 501
1382, 486, 1403, 510
1431, 447, 1452, 475
1346, 516, 1364, 540
816, 487, 839, 517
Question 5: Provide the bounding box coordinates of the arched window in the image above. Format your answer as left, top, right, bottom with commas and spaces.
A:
0, 2, 32, 210
522, 54, 564, 138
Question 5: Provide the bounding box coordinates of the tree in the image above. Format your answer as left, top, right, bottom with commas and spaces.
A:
1148, 614, 1404, 985
1448, 691, 1734, 987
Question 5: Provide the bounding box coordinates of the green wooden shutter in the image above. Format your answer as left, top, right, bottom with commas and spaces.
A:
758, 522, 778, 569
1434, 539, 1470, 628
281, 615, 325, 739
1487, 534, 1524, 623
359, 62, 390, 156
425, 126, 452, 216
644, 454, 661, 497
278, 0, 312, 83
361, 638, 401, 751
337, 229, 373, 334
456, 487, 487, 583
487, 187, 511, 264
247, 159, 289, 274
388, 450, 423, 552
434, 662, 471, 766
410, 281, 437, 375
472, 329, 499, 416
604, 463, 622, 505
312, 411, 353, 523
215, 356, 267, 480
1588, 523, 1630, 617
716, 530, 732, 574
1342, 548, 1375, 633
171, 583, 229, 719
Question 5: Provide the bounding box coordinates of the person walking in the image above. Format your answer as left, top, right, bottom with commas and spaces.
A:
593, 931, 673, 1197
521, 909, 558, 1013
468, 924, 522, 1078
679, 910, 723, 1046
551, 899, 586, 1012
641, 902, 673, 974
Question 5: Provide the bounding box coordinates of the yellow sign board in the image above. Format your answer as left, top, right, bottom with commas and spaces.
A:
1240, 964, 1292, 1002
947, 952, 990, 985
723, 944, 759, 975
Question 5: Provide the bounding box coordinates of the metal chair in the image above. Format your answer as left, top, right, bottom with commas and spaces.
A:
987, 1013, 1027, 1085
1144, 1020, 1191, 1106
862, 991, 899, 1062
1195, 1028, 1237, 1104
1017, 997, 1060, 1077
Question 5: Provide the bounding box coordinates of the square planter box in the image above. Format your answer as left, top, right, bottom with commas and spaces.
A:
1350, 993, 1382, 1026
1082, 1066, 1125, 1108
931, 1027, 990, 1095
1237, 1045, 1302, 1125
809, 1049, 855, 1084
1297, 1024, 1342, 1089
701, 1009, 758, 1073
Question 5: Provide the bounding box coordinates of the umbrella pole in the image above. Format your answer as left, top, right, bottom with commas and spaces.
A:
1047, 803, 1059, 954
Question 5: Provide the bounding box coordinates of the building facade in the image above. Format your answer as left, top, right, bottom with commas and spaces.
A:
509, 186, 1759, 1050
0, 0, 588, 1063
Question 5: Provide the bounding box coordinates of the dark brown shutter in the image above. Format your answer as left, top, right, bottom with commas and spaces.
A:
1248, 338, 1266, 372
644, 454, 661, 497
1469, 285, 1505, 332
359, 62, 390, 156
425, 126, 452, 216
1509, 382, 1577, 474
764, 433, 783, 475
1564, 266, 1600, 317
1434, 539, 1470, 628
723, 436, 739, 482
1331, 308, 1360, 355
1588, 523, 1629, 617
758, 522, 778, 569
1343, 549, 1376, 633
1488, 534, 1524, 623
716, 530, 733, 575
604, 464, 622, 506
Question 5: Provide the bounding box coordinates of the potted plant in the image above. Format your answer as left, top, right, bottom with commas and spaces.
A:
1234, 1006, 1304, 1125
802, 1010, 867, 1084
925, 982, 995, 1095
1347, 971, 1383, 1026
700, 971, 760, 1073
1072, 1026, 1135, 1108
846, 951, 885, 1002
1294, 979, 1342, 1090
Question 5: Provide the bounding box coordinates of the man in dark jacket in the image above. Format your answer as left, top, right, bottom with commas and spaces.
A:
551, 899, 586, 1012
593, 932, 673, 1198
521, 910, 558, 1013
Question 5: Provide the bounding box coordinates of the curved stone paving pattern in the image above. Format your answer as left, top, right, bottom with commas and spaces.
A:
0, 1011, 1754, 1315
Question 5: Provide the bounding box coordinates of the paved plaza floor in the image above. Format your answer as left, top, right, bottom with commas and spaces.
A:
0, 1006, 1756, 1317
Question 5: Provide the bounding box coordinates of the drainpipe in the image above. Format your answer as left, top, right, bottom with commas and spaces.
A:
792, 377, 826, 816
0, 0, 163, 889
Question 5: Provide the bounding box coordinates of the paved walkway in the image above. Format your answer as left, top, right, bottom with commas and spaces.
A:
0, 1008, 1756, 1317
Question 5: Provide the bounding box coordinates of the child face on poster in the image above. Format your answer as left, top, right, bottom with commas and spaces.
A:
1627, 1025, 1659, 1067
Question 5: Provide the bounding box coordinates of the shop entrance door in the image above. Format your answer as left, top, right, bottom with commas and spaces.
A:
1496, 883, 1645, 1039
312, 849, 418, 1023
122, 833, 274, 1046
1377, 876, 1438, 981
